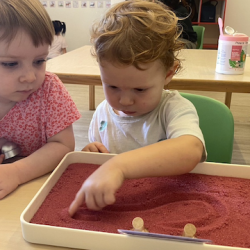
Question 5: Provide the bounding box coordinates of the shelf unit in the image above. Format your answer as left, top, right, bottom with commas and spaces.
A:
191, 0, 227, 49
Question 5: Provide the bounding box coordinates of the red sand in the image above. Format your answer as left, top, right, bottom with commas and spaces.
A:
31, 163, 250, 248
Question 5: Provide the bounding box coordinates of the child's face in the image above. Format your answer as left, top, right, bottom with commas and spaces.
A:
100, 60, 175, 117
0, 29, 49, 105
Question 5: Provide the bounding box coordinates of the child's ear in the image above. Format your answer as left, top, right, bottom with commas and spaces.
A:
165, 61, 179, 83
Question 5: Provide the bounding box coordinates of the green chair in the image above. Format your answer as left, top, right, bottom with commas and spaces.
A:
180, 92, 234, 163
192, 25, 205, 49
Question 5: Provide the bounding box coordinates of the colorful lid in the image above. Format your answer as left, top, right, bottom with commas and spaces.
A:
219, 33, 249, 42
218, 17, 249, 42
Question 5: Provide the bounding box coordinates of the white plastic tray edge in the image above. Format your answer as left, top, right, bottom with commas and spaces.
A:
20, 152, 250, 250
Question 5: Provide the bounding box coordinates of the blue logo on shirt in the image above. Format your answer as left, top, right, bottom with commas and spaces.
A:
99, 121, 107, 132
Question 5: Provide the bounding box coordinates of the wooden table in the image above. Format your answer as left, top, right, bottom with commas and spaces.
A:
46, 46, 250, 110
0, 174, 76, 250
1, 160, 250, 250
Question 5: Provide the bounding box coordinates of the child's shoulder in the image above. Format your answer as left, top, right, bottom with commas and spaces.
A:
162, 90, 189, 104
31, 72, 67, 100
42, 72, 64, 90
44, 71, 62, 83
161, 90, 196, 112
95, 99, 109, 111
92, 99, 113, 119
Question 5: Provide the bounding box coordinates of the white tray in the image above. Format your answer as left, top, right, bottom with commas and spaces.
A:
20, 152, 250, 250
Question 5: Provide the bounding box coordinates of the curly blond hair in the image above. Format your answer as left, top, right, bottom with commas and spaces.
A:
91, 0, 183, 71
0, 0, 54, 46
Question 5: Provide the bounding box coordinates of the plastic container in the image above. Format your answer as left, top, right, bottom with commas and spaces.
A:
216, 33, 249, 75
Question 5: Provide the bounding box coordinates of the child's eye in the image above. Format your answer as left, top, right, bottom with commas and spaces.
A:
135, 88, 146, 92
1, 62, 18, 67
34, 59, 46, 65
109, 85, 118, 89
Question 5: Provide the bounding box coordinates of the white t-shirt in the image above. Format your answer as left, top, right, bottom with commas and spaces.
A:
89, 90, 207, 161
47, 35, 67, 59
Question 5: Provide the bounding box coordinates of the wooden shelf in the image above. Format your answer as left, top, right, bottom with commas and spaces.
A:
203, 44, 218, 49
198, 22, 219, 25
191, 0, 227, 49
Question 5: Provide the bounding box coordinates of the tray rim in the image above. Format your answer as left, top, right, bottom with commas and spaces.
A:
20, 151, 250, 250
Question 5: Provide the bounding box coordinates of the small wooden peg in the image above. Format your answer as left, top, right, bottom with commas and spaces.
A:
131, 217, 148, 232
183, 223, 196, 238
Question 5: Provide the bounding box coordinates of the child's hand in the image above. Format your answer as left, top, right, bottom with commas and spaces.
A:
0, 163, 20, 199
82, 142, 109, 153
68, 161, 125, 216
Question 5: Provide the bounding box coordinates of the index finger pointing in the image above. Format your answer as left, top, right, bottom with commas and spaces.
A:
68, 191, 85, 217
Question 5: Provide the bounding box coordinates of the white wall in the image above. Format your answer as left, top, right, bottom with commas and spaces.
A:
44, 0, 250, 52
225, 0, 250, 51
225, 0, 250, 37
45, 1, 110, 52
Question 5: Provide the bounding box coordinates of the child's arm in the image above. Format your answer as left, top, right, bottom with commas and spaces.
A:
69, 135, 203, 215
0, 125, 74, 199
82, 142, 109, 153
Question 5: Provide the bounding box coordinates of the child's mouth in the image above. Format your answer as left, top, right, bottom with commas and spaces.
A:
18, 90, 32, 94
122, 111, 136, 115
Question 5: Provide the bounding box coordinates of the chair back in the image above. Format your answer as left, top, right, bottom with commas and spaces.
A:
180, 93, 234, 163
192, 26, 205, 49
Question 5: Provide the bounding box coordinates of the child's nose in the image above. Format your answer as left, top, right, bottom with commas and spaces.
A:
119, 93, 134, 106
19, 68, 36, 83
